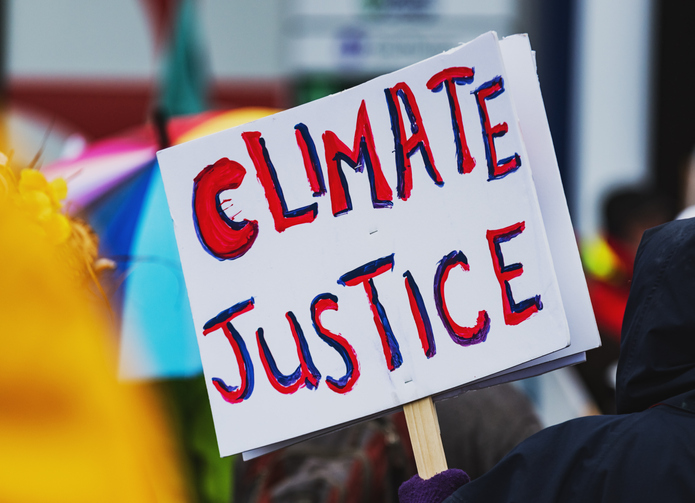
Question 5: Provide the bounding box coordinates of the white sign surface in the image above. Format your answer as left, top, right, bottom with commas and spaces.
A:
159, 32, 570, 457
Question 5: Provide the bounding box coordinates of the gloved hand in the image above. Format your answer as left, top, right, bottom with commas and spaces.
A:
398, 469, 470, 503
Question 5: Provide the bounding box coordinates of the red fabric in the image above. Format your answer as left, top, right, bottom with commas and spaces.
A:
604, 236, 636, 278
586, 237, 635, 343
587, 278, 629, 342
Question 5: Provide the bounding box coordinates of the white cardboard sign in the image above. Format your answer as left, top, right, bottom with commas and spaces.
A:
158, 32, 572, 457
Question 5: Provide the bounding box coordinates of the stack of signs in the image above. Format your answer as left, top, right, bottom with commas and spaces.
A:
158, 32, 600, 458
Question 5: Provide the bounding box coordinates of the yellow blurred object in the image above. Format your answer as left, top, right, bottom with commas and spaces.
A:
18, 168, 68, 208
0, 163, 189, 502
14, 168, 71, 244
581, 236, 621, 280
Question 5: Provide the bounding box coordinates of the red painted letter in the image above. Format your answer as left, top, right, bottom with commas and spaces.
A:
295, 123, 326, 196
385, 82, 443, 200
202, 299, 256, 403
311, 293, 361, 393
242, 131, 318, 233
338, 254, 402, 371
473, 76, 521, 180
434, 251, 490, 346
192, 157, 259, 260
256, 312, 322, 394
427, 67, 476, 175
404, 270, 436, 358
486, 222, 543, 325
322, 100, 393, 216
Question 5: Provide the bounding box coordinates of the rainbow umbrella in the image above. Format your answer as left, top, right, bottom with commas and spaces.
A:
44, 108, 278, 380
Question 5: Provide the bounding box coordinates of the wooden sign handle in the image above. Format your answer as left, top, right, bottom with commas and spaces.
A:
403, 396, 448, 479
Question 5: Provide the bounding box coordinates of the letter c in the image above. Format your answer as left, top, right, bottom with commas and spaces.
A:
192, 157, 259, 260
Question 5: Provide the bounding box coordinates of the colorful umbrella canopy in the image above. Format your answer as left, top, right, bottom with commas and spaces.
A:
44, 107, 279, 380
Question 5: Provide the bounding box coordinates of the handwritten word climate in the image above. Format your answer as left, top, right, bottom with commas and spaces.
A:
192, 67, 521, 261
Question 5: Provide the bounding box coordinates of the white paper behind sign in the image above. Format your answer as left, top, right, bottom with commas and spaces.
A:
158, 32, 570, 457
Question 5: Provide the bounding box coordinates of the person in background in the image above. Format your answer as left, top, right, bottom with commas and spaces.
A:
234, 383, 541, 502
400, 216, 695, 503
579, 186, 670, 413
435, 383, 542, 481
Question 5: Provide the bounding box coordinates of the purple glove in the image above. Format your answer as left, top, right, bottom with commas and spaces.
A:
398, 469, 470, 503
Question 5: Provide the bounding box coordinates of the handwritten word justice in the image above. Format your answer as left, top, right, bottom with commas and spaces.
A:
201, 222, 542, 404
190, 66, 543, 404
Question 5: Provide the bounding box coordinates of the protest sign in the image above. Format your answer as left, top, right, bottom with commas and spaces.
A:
158, 31, 578, 457
240, 33, 601, 463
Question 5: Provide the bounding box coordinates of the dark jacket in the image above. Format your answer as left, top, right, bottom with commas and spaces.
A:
444, 217, 695, 502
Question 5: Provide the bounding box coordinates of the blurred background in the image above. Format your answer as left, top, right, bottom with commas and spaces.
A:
2, 1, 694, 502
5, 0, 694, 236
